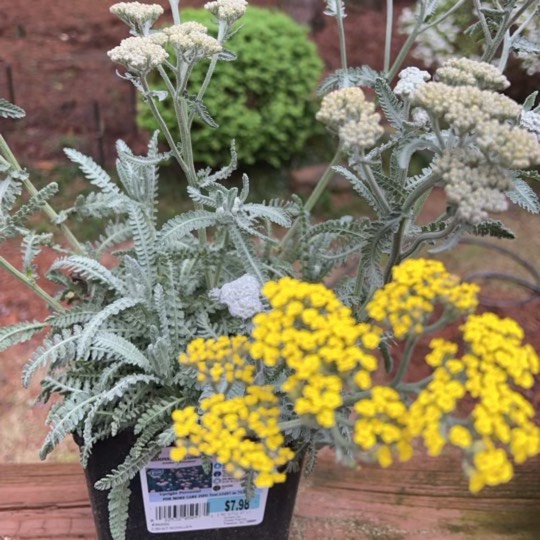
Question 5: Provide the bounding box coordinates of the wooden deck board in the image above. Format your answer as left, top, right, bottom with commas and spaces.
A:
1, 451, 539, 539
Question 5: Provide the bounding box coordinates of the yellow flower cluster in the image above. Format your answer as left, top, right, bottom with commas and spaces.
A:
410, 315, 540, 492
353, 386, 413, 467
171, 385, 294, 488
461, 314, 540, 491
250, 277, 381, 428
179, 335, 255, 386
367, 259, 479, 338
408, 339, 467, 457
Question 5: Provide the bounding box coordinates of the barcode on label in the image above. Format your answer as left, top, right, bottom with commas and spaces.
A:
155, 502, 210, 521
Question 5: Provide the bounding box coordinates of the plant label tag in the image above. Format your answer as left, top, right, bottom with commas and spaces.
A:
140, 448, 269, 533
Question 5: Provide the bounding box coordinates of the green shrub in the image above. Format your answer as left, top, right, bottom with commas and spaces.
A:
137, 6, 324, 168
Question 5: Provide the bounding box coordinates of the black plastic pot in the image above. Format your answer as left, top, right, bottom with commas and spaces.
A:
76, 431, 302, 540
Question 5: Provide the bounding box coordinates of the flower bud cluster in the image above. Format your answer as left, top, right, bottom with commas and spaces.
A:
433, 148, 514, 224
394, 66, 430, 99
250, 277, 381, 428
107, 36, 168, 74
171, 386, 294, 488
205, 0, 248, 24
475, 120, 540, 169
412, 82, 521, 134
436, 58, 510, 91
316, 87, 383, 152
179, 335, 255, 386
366, 258, 479, 338
153, 22, 222, 63
110, 2, 163, 34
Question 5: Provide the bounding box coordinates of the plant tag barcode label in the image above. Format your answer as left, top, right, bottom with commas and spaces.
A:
140, 448, 268, 533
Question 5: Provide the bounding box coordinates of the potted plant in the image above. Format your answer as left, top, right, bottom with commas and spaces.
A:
0, 1, 539, 539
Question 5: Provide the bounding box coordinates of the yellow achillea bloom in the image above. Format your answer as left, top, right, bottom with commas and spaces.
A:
367, 258, 479, 338
250, 277, 382, 428
354, 386, 413, 467
171, 385, 294, 488
179, 335, 255, 386
408, 316, 540, 492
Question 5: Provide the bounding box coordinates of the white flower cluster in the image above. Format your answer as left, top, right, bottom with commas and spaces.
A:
210, 274, 263, 319
205, 0, 248, 24
394, 67, 430, 99
412, 82, 521, 134
436, 58, 510, 91
521, 110, 540, 141
107, 36, 168, 74
110, 2, 163, 34
475, 120, 540, 169
434, 148, 513, 224
316, 87, 383, 152
152, 22, 222, 62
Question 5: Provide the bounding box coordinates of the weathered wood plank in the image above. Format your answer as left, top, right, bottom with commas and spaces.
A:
1, 451, 539, 540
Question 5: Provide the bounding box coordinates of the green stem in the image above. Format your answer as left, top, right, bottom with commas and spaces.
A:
387, 2, 425, 81
419, 0, 468, 33
0, 135, 85, 255
473, 0, 494, 47
500, 4, 539, 71
0, 255, 64, 312
357, 159, 392, 215
397, 374, 433, 393
481, 0, 538, 64
191, 23, 227, 126
168, 0, 181, 25
382, 217, 408, 284
335, 1, 348, 74
392, 336, 417, 386
141, 78, 189, 175
384, 0, 393, 73
142, 77, 211, 287
400, 219, 460, 260
278, 418, 304, 431
342, 390, 372, 407
212, 230, 229, 287
401, 171, 438, 215
279, 147, 343, 250
422, 311, 456, 335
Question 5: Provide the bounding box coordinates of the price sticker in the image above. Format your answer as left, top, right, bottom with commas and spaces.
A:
140, 449, 268, 533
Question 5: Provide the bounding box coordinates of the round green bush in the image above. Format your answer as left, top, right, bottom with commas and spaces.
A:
138, 7, 324, 168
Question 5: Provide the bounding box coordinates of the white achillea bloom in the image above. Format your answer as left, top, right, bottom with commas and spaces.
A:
338, 119, 383, 152
163, 23, 222, 61
394, 67, 430, 98
205, 0, 248, 24
410, 107, 430, 128
210, 274, 263, 319
317, 87, 383, 151
475, 121, 540, 169
107, 36, 168, 74
434, 148, 513, 225
412, 83, 521, 134
110, 2, 164, 34
436, 58, 510, 91
521, 111, 540, 141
